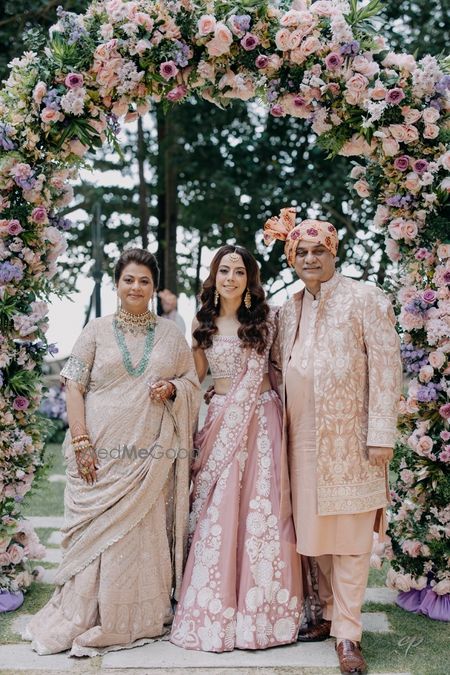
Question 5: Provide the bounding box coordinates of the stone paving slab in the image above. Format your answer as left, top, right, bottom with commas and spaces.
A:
48, 531, 63, 545
364, 587, 397, 604
29, 516, 65, 529
102, 640, 340, 670
0, 644, 74, 670
10, 615, 32, 639
40, 566, 57, 584
361, 612, 390, 633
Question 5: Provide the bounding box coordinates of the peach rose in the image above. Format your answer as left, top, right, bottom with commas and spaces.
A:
41, 108, 62, 124
385, 238, 401, 262
422, 107, 440, 124
434, 579, 450, 595
417, 435, 434, 454
354, 178, 370, 198
8, 543, 24, 565
437, 243, 450, 258
429, 350, 445, 369
388, 218, 403, 240
404, 172, 420, 192
33, 81, 47, 106
346, 73, 369, 93
423, 124, 439, 139
401, 107, 421, 124
300, 35, 321, 57
206, 22, 233, 57
401, 219, 419, 240
352, 55, 379, 78
111, 99, 129, 117
275, 28, 291, 51
280, 10, 303, 26
69, 139, 89, 157
419, 365, 434, 382
390, 124, 419, 143
370, 84, 387, 100
438, 151, 450, 171
197, 14, 216, 36
382, 136, 400, 157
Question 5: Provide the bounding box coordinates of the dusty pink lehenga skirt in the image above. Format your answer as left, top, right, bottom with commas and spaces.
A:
170, 389, 303, 652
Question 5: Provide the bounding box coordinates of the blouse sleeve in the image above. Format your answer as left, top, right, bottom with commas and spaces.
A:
60, 320, 97, 393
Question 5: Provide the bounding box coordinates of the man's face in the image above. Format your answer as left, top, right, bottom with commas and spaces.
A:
294, 240, 336, 284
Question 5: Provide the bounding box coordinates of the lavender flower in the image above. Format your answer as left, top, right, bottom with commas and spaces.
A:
47, 343, 59, 356
0, 370, 3, 387
340, 41, 360, 56
0, 122, 17, 151
400, 344, 428, 374
173, 41, 191, 68
435, 75, 450, 95
233, 15, 251, 32
43, 89, 61, 111
0, 262, 23, 284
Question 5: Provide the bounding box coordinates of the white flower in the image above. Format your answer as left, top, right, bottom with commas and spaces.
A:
191, 563, 209, 590
197, 586, 213, 608
245, 586, 264, 612
254, 559, 274, 586
246, 511, 267, 536
277, 588, 290, 604
224, 403, 244, 427
208, 598, 222, 614
236, 613, 255, 644
198, 616, 223, 651
255, 613, 273, 647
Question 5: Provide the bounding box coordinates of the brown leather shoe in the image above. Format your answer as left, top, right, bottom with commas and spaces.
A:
297, 619, 331, 642
335, 640, 367, 674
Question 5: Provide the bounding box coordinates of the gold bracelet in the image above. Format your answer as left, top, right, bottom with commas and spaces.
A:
72, 434, 90, 443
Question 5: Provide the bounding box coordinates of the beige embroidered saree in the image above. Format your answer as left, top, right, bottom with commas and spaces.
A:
25, 316, 200, 656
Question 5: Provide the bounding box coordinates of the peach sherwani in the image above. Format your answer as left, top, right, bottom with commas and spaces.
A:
273, 272, 402, 641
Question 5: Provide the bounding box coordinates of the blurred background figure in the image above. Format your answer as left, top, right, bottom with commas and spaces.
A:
158, 289, 186, 335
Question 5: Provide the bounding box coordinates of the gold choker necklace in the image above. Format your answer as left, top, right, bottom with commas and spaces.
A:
115, 308, 157, 335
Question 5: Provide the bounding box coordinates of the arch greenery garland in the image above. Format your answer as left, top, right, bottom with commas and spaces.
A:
0, 0, 449, 609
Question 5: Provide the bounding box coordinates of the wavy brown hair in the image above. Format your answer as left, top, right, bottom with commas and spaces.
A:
193, 245, 270, 355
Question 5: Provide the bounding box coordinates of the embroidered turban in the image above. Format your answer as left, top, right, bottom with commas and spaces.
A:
263, 207, 339, 266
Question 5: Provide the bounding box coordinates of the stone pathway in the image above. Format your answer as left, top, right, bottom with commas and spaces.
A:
1, 454, 404, 674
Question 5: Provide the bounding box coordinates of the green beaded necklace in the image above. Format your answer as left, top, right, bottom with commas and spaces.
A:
113, 316, 156, 377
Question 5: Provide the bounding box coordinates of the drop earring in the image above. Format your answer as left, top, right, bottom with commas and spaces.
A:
214, 289, 219, 307
244, 288, 251, 310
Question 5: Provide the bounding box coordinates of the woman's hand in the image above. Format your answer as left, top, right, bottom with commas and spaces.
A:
149, 379, 176, 402
75, 446, 98, 485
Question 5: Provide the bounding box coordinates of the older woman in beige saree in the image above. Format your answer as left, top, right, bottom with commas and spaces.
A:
24, 249, 200, 657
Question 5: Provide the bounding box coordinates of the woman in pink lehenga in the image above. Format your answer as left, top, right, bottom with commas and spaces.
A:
170, 245, 303, 652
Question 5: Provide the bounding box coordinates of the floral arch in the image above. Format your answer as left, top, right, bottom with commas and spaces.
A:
0, 0, 449, 613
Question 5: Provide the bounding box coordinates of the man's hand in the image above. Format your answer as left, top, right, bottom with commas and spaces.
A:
368, 446, 393, 467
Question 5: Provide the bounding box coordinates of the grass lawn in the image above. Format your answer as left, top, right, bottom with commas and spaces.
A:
21, 444, 65, 518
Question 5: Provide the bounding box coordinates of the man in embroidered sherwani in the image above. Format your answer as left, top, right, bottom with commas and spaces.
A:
265, 209, 402, 675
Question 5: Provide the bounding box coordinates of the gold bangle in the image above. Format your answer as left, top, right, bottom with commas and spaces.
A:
72, 434, 90, 443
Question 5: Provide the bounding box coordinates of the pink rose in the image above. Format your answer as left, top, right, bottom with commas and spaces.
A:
197, 14, 216, 36
439, 403, 450, 420
255, 55, 269, 69
32, 81, 47, 106
346, 73, 369, 93
394, 155, 410, 171
280, 10, 305, 26
275, 28, 291, 51
68, 139, 89, 157
422, 289, 437, 304
416, 435, 434, 455
338, 134, 374, 157
166, 85, 187, 102
7, 219, 23, 235
429, 350, 445, 369
388, 218, 404, 240
418, 365, 434, 383
437, 244, 450, 259
385, 238, 401, 262
422, 107, 440, 124
354, 179, 370, 198
206, 23, 233, 57
325, 52, 343, 70
64, 73, 84, 89
404, 172, 420, 192
270, 104, 285, 117
134, 12, 153, 31
423, 124, 439, 139
401, 540, 422, 557
370, 84, 387, 100
439, 151, 450, 171
30, 207, 48, 224
310, 1, 335, 16
352, 55, 379, 78
386, 87, 405, 104
299, 35, 321, 57
159, 60, 179, 81
241, 33, 259, 51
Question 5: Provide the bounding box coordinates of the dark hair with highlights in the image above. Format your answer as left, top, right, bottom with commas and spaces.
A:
114, 248, 160, 288
194, 245, 270, 355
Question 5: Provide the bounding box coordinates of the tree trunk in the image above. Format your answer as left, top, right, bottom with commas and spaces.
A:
137, 117, 149, 249
156, 105, 178, 293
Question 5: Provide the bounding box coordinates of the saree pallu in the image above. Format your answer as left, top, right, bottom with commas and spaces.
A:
171, 347, 303, 652
24, 316, 200, 656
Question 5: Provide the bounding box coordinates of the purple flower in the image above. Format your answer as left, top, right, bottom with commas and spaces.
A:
232, 14, 251, 32
393, 155, 410, 171
439, 403, 450, 420
325, 52, 343, 70
173, 40, 191, 68
270, 104, 284, 117
64, 73, 84, 89
42, 88, 61, 111
7, 220, 23, 235
0, 122, 17, 151
422, 289, 437, 304
385, 88, 406, 104
13, 396, 29, 411
47, 343, 59, 356
255, 55, 269, 69
241, 33, 259, 51
0, 261, 23, 284
340, 40, 360, 55
160, 60, 179, 80
413, 159, 428, 174
435, 75, 450, 95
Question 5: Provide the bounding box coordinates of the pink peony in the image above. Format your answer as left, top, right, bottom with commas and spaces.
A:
159, 60, 179, 80
64, 73, 84, 89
